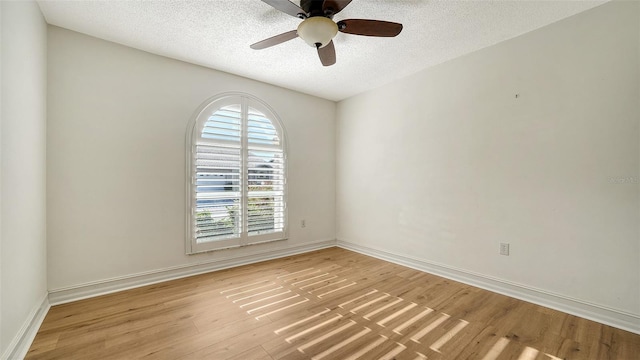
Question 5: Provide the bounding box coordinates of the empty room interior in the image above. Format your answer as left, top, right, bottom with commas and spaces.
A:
1, 0, 639, 359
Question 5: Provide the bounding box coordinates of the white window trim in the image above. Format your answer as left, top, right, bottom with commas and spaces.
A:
185, 92, 288, 254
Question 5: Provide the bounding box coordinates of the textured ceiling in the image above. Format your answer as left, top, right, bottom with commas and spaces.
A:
38, 0, 607, 101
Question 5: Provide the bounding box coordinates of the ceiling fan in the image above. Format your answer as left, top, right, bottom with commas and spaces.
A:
251, 0, 403, 66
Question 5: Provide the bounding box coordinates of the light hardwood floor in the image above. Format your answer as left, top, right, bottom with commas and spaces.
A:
27, 247, 640, 359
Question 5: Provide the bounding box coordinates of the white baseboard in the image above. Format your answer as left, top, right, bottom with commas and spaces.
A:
1, 293, 50, 360
49, 239, 336, 305
337, 240, 640, 335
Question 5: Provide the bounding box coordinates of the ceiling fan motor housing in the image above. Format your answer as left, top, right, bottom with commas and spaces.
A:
300, 0, 325, 16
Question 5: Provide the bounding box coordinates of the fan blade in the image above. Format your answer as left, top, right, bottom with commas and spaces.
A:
322, 0, 352, 16
317, 40, 336, 66
250, 30, 299, 50
338, 19, 403, 37
261, 0, 305, 18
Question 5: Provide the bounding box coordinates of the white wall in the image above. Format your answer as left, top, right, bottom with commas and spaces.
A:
47, 27, 336, 291
337, 0, 639, 319
1, 1, 48, 357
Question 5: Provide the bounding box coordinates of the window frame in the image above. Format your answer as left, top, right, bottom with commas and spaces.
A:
185, 92, 288, 254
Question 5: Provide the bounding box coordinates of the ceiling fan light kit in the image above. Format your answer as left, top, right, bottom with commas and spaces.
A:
297, 17, 338, 48
251, 0, 403, 66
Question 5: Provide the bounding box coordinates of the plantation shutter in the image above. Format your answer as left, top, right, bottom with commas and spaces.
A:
193, 105, 243, 246
247, 107, 285, 240
188, 95, 287, 254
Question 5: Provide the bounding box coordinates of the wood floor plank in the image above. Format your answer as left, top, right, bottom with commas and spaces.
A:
173, 321, 278, 360
26, 247, 640, 359
225, 346, 274, 360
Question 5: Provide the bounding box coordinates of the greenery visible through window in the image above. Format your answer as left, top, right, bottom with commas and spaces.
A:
186, 94, 287, 253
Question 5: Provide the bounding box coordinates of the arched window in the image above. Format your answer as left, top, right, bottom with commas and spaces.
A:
186, 93, 287, 253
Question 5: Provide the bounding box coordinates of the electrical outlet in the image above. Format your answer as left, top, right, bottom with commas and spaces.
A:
301, 219, 306, 228
500, 243, 510, 256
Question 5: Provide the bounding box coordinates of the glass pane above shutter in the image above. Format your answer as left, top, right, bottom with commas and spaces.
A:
202, 105, 242, 144
248, 108, 281, 147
